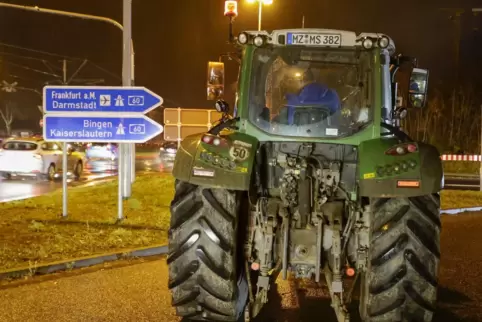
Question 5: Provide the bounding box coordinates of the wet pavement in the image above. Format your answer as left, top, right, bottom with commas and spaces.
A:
0, 155, 173, 202
0, 212, 481, 321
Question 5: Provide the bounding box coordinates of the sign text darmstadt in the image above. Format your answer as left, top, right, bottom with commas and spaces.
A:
43, 86, 163, 114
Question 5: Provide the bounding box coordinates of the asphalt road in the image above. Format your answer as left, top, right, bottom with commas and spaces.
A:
0, 155, 173, 202
0, 213, 481, 322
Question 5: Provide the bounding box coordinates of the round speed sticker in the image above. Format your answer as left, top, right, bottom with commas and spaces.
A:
229, 146, 249, 161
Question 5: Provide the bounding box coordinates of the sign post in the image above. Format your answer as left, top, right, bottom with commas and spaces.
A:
42, 85, 163, 220
123, 0, 134, 202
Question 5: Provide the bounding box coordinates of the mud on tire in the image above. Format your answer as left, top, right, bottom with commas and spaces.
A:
167, 180, 248, 321
361, 194, 441, 321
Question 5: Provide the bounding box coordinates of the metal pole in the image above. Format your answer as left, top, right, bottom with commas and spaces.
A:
258, 1, 262, 31
130, 42, 136, 184
122, 0, 133, 200
118, 144, 124, 220
0, 2, 123, 30
61, 59, 68, 217
62, 143, 68, 217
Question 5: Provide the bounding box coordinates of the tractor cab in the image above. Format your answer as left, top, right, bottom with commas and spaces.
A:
207, 28, 429, 144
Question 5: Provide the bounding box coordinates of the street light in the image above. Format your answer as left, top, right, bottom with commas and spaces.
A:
246, 0, 273, 31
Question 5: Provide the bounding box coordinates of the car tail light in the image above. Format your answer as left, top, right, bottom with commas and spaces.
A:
385, 143, 418, 156
201, 134, 228, 147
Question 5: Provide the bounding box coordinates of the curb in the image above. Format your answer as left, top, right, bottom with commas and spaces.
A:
37, 219, 167, 231
440, 206, 482, 215
0, 244, 168, 281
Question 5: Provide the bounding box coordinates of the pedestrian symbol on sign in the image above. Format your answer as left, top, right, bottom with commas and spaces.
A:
115, 95, 124, 106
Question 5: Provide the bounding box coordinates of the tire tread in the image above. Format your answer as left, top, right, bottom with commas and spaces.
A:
168, 181, 244, 321
365, 194, 440, 321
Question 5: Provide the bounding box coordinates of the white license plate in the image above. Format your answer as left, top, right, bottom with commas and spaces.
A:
287, 33, 341, 47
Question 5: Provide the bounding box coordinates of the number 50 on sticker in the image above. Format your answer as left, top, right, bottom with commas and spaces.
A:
229, 146, 249, 161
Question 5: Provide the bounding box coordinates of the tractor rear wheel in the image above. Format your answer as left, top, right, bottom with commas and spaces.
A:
168, 180, 248, 321
360, 194, 441, 321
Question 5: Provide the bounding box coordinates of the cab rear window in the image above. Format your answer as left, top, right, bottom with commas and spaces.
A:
2, 141, 38, 151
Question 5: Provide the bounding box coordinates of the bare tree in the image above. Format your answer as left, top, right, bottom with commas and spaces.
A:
0, 101, 15, 135
403, 83, 481, 154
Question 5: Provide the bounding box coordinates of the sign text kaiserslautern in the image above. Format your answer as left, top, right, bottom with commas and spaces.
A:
43, 86, 163, 114
43, 114, 164, 143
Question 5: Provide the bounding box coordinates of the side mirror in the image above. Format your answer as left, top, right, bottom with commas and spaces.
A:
408, 68, 429, 108
207, 61, 225, 101
215, 100, 229, 114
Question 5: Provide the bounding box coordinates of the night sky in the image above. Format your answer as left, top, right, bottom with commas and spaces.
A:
0, 0, 481, 129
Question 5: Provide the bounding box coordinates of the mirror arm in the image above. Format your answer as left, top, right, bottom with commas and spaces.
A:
219, 52, 241, 65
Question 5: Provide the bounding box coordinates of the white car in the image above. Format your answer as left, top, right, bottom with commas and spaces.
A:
85, 143, 118, 161
0, 138, 85, 181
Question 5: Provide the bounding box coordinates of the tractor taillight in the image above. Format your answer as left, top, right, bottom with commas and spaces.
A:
201, 135, 228, 147
385, 143, 418, 156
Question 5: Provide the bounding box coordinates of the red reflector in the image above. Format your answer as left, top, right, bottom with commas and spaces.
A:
202, 136, 212, 144
397, 180, 420, 188
407, 144, 417, 153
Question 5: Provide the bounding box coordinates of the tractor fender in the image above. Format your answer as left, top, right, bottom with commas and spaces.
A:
172, 131, 259, 190
358, 138, 443, 197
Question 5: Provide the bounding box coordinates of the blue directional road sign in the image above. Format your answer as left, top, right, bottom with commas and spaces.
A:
43, 86, 163, 114
43, 114, 164, 143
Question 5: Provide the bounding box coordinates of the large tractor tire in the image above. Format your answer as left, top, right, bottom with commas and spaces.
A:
167, 180, 248, 321
360, 194, 441, 321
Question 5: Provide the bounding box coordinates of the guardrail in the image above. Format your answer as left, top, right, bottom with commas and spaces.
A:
441, 155, 482, 161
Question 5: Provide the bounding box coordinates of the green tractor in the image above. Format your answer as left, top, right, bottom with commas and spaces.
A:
167, 26, 443, 322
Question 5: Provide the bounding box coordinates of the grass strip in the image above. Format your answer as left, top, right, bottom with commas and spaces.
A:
0, 174, 175, 270
441, 190, 482, 210
443, 161, 480, 175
